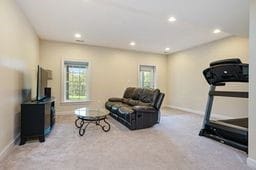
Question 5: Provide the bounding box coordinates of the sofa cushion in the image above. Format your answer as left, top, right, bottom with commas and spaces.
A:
139, 88, 160, 104
119, 106, 134, 114
131, 88, 143, 100
105, 101, 116, 110
138, 101, 152, 106
122, 98, 129, 104
111, 103, 127, 113
108, 97, 123, 102
127, 99, 139, 106
123, 87, 136, 99
118, 106, 135, 121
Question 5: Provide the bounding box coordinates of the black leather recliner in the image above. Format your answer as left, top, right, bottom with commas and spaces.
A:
105, 87, 165, 130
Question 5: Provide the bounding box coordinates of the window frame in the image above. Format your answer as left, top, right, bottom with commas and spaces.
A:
61, 58, 91, 103
138, 64, 157, 89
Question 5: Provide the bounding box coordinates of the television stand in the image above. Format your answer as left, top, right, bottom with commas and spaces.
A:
20, 97, 55, 145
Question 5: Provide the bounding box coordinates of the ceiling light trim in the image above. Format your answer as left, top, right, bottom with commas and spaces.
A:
130, 41, 136, 46
168, 16, 177, 22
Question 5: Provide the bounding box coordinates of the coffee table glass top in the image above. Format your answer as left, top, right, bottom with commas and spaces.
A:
74, 108, 108, 120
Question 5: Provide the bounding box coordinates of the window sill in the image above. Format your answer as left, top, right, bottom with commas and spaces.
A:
60, 100, 95, 105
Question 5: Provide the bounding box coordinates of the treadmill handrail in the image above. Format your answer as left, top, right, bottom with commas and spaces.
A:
209, 91, 248, 98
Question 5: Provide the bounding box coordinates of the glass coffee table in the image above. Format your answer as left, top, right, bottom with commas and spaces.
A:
74, 108, 110, 136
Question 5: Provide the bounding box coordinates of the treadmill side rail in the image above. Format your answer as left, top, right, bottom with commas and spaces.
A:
209, 91, 248, 98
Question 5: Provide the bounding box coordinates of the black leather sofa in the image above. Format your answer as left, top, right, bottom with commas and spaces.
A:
105, 87, 165, 130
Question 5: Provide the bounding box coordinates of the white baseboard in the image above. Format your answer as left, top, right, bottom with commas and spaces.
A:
0, 133, 20, 161
166, 105, 203, 114
166, 105, 233, 119
56, 111, 73, 115
247, 157, 256, 169
162, 105, 171, 108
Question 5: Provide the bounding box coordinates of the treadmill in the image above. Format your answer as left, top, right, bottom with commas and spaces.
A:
199, 58, 248, 152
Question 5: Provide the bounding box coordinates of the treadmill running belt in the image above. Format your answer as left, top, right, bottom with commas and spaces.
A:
221, 118, 248, 128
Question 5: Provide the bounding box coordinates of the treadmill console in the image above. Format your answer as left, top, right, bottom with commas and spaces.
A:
203, 58, 248, 85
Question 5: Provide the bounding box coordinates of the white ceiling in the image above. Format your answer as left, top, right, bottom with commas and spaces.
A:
16, 0, 249, 54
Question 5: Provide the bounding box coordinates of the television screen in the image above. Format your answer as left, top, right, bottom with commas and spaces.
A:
36, 65, 49, 101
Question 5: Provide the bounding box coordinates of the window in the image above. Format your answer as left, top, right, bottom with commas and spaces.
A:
63, 60, 89, 102
139, 65, 156, 88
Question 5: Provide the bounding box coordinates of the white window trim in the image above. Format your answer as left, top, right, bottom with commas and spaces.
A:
61, 58, 91, 104
137, 64, 157, 88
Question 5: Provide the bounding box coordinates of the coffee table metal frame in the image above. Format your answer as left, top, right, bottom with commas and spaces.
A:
75, 114, 110, 136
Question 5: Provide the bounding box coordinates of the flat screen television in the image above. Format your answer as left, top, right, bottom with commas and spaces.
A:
36, 65, 49, 101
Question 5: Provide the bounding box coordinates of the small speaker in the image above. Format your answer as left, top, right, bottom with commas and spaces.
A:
45, 87, 51, 98
22, 89, 31, 103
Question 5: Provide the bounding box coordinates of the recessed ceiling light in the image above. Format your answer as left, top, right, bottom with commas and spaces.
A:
168, 17, 176, 22
74, 33, 82, 38
213, 29, 221, 34
130, 41, 136, 46
165, 47, 170, 51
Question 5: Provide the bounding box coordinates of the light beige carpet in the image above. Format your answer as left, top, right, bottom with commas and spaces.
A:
0, 108, 251, 170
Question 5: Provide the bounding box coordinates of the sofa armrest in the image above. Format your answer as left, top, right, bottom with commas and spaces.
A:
132, 106, 157, 113
108, 97, 123, 102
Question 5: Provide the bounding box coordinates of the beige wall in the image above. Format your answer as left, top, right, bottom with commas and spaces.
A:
39, 40, 168, 114
167, 36, 248, 118
0, 0, 39, 155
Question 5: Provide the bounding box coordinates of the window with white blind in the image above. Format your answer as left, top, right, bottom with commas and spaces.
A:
139, 65, 156, 88
63, 60, 89, 102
